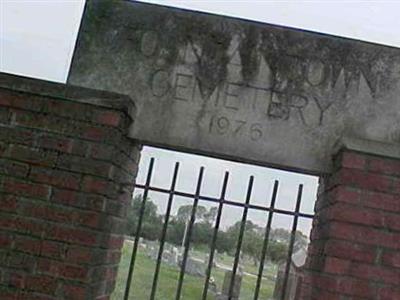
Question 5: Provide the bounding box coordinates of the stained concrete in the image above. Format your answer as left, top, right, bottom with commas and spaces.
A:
68, 0, 400, 174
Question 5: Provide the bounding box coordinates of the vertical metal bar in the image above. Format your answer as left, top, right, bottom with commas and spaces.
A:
123, 158, 155, 300
202, 172, 229, 300
281, 184, 303, 300
253, 180, 279, 300
175, 167, 205, 300
149, 162, 180, 300
228, 176, 254, 300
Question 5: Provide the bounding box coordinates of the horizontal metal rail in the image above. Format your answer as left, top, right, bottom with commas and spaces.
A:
135, 183, 313, 219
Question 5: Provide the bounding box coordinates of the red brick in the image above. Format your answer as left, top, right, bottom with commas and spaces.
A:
59, 264, 88, 281
0, 107, 10, 123
384, 213, 400, 232
92, 266, 118, 282
42, 99, 86, 119
0, 215, 44, 237
29, 167, 81, 190
379, 286, 400, 300
324, 240, 376, 263
0, 91, 43, 111
327, 203, 384, 227
368, 157, 400, 176
8, 252, 36, 272
324, 256, 351, 275
96, 110, 122, 127
82, 176, 115, 196
57, 154, 113, 178
363, 191, 400, 213
37, 258, 59, 275
51, 189, 105, 212
102, 235, 124, 250
0, 288, 18, 300
18, 202, 73, 224
382, 250, 400, 269
41, 240, 65, 259
0, 159, 30, 177
105, 251, 122, 264
0, 142, 6, 156
328, 222, 400, 249
334, 168, 393, 193
6, 144, 57, 167
19, 293, 54, 300
3, 177, 51, 200
37, 135, 73, 153
311, 289, 343, 300
13, 109, 59, 131
331, 185, 361, 205
105, 201, 126, 217
0, 195, 17, 213
66, 246, 92, 264
117, 190, 133, 204
83, 127, 109, 141
350, 263, 400, 285
76, 211, 101, 229
26, 275, 57, 295
391, 179, 400, 195
338, 277, 376, 298
341, 151, 366, 170
71, 140, 90, 157
45, 225, 98, 247
62, 283, 86, 299
312, 274, 340, 292
89, 144, 114, 160
14, 235, 41, 255
0, 90, 13, 106
0, 126, 35, 146
37, 258, 88, 281
5, 272, 25, 289
0, 233, 12, 248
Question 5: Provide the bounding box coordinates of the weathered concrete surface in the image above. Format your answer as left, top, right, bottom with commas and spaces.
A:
68, 0, 400, 174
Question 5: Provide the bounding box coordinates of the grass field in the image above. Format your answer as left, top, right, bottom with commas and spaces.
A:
111, 241, 276, 300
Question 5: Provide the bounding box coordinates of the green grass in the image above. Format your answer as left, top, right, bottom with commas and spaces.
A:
112, 241, 276, 300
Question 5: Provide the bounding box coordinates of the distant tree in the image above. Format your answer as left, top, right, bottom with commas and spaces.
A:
193, 222, 213, 245
293, 231, 308, 252
166, 219, 185, 245
176, 204, 208, 222
270, 228, 308, 252
126, 194, 162, 241
215, 230, 233, 254
267, 241, 288, 263
203, 207, 218, 225
176, 205, 193, 222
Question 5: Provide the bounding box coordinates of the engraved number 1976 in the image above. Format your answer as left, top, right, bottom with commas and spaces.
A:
208, 115, 263, 141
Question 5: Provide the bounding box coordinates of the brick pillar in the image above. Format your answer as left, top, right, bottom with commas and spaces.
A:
0, 74, 140, 299
298, 145, 400, 299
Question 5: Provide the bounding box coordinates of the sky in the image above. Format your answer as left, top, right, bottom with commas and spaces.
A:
2, 0, 400, 236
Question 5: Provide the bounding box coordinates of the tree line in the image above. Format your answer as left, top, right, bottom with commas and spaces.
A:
126, 195, 308, 265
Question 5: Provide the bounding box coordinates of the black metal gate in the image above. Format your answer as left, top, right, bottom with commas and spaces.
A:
121, 157, 314, 300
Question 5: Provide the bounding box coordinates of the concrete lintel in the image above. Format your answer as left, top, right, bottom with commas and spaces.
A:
67, 0, 400, 175
336, 136, 400, 160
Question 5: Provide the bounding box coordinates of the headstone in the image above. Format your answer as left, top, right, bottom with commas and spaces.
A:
181, 256, 205, 277
204, 253, 216, 267
147, 245, 158, 261
219, 270, 242, 300
273, 247, 307, 300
